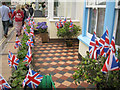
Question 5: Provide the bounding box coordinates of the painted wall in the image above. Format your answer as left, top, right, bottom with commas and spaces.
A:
34, 17, 48, 29
79, 41, 89, 57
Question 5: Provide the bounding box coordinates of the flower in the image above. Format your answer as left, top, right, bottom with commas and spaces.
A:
41, 25, 48, 29
36, 22, 48, 33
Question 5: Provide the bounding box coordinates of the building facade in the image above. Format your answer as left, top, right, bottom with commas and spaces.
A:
78, 0, 120, 57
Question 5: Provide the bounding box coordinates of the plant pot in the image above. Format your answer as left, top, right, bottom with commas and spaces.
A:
40, 33, 49, 43
65, 40, 73, 47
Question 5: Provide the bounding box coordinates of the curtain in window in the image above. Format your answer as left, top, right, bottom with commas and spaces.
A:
115, 10, 120, 45
88, 8, 96, 34
96, 8, 105, 37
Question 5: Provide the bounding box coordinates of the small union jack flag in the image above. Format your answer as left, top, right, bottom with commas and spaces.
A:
31, 25, 34, 30
55, 22, 59, 29
110, 36, 116, 53
69, 19, 73, 29
31, 16, 33, 20
30, 28, 35, 38
14, 37, 22, 49
23, 25, 27, 30
63, 18, 67, 26
28, 20, 32, 26
24, 30, 30, 36
26, 37, 34, 47
99, 29, 109, 57
8, 51, 19, 70
89, 32, 99, 60
0, 74, 11, 89
22, 69, 43, 88
32, 20, 36, 25
59, 17, 63, 28
23, 46, 32, 64
101, 50, 119, 73
27, 17, 30, 21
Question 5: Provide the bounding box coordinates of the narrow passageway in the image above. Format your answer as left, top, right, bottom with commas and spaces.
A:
33, 33, 96, 88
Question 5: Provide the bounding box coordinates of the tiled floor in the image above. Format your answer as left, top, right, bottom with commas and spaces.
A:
33, 34, 96, 89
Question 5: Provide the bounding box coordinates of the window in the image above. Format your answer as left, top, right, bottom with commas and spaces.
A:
86, 0, 106, 38
115, 10, 120, 45
53, 0, 77, 20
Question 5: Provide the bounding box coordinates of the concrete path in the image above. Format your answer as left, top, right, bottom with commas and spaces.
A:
0, 27, 21, 81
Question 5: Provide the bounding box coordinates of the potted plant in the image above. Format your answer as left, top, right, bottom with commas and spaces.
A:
57, 22, 81, 47
36, 22, 49, 43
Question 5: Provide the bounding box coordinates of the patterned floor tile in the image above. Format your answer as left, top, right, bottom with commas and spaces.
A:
33, 34, 95, 89
64, 73, 72, 77
54, 73, 62, 78
62, 81, 72, 87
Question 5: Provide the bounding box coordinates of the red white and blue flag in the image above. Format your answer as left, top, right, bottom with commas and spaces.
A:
31, 25, 34, 30
109, 36, 116, 53
26, 37, 34, 47
69, 19, 73, 29
63, 18, 67, 26
23, 46, 32, 64
23, 25, 27, 30
28, 20, 32, 26
8, 51, 19, 70
22, 69, 43, 88
0, 74, 11, 89
32, 20, 36, 25
55, 22, 59, 29
30, 28, 35, 38
89, 32, 99, 60
99, 29, 109, 57
59, 17, 63, 28
24, 30, 30, 36
27, 17, 30, 21
14, 37, 22, 49
101, 50, 119, 73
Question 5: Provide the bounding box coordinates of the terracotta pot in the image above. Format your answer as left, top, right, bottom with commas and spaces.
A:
40, 33, 49, 43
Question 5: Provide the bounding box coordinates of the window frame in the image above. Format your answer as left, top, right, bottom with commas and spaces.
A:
114, 4, 120, 47
86, 0, 106, 39
53, 0, 77, 20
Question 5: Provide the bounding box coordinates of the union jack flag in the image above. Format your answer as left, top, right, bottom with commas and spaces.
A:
0, 74, 11, 89
89, 32, 99, 60
99, 29, 109, 57
24, 30, 30, 36
30, 28, 35, 38
101, 50, 119, 73
8, 51, 19, 70
31, 16, 33, 20
31, 25, 34, 30
23, 25, 27, 30
55, 22, 59, 29
26, 37, 34, 47
69, 19, 73, 29
28, 20, 32, 26
109, 36, 116, 53
59, 17, 63, 28
23, 46, 32, 64
63, 18, 67, 26
27, 17, 30, 21
32, 20, 36, 25
22, 69, 43, 88
14, 37, 22, 49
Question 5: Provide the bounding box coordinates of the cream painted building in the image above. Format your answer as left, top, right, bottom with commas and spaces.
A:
34, 0, 84, 39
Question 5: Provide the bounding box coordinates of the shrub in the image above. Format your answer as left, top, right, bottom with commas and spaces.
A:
57, 22, 81, 39
73, 51, 120, 89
